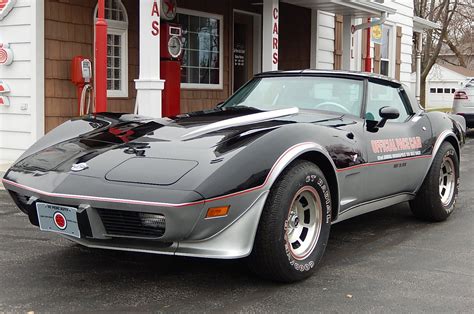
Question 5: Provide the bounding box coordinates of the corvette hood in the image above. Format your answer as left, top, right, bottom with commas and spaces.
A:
7, 108, 348, 187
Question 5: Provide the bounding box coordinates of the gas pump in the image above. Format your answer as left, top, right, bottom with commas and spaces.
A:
71, 56, 94, 115
160, 22, 184, 117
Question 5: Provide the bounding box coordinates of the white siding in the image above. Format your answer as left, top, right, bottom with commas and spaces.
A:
387, 0, 414, 86
313, 10, 335, 70
349, 1, 414, 87
0, 0, 44, 162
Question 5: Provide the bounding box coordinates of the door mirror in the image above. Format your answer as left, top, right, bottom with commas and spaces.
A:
377, 106, 400, 128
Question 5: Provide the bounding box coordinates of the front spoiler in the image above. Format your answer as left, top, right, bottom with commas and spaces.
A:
3, 176, 269, 259
64, 191, 269, 259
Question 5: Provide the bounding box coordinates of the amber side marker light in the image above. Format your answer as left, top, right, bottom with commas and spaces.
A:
206, 206, 230, 219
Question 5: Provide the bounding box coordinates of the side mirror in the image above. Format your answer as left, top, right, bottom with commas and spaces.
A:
377, 106, 400, 128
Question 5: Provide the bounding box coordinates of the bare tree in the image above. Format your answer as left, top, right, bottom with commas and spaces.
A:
439, 1, 473, 68
414, 0, 459, 107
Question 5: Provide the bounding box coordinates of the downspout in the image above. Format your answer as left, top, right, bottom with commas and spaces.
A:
95, 0, 107, 112
351, 12, 388, 72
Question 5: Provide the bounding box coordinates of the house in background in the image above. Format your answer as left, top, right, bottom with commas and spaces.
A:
0, 0, 433, 162
411, 62, 474, 109
439, 42, 474, 70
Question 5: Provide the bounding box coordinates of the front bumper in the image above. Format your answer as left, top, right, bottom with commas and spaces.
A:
3, 175, 269, 259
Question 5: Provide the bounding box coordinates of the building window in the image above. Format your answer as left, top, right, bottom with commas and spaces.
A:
177, 9, 223, 90
444, 88, 451, 93
452, 88, 456, 93
94, 0, 129, 98
437, 88, 443, 93
380, 26, 391, 76
430, 88, 436, 93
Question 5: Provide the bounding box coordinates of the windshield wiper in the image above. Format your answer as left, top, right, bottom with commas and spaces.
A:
225, 105, 263, 111
311, 115, 345, 123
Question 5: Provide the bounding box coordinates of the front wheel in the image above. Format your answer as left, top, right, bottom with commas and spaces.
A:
248, 160, 332, 282
410, 142, 459, 222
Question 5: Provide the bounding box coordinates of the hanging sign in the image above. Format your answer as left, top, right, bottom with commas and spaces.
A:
0, 43, 14, 65
0, 0, 16, 20
371, 22, 383, 45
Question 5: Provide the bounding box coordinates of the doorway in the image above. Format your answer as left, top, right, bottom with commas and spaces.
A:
233, 11, 262, 92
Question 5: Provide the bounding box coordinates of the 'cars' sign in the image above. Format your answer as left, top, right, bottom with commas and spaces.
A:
0, 0, 16, 20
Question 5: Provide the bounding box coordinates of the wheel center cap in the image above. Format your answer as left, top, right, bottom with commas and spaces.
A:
290, 215, 299, 228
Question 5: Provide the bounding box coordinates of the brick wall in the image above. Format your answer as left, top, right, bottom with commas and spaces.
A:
44, 0, 138, 132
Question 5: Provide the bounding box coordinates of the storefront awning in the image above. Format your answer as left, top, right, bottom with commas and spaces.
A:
281, 0, 397, 17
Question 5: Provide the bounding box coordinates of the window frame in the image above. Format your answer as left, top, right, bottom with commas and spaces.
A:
94, 0, 129, 98
363, 79, 413, 123
376, 23, 395, 77
177, 8, 224, 90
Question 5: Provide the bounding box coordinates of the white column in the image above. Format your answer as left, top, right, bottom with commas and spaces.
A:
262, 0, 279, 71
415, 32, 422, 103
134, 0, 165, 117
342, 15, 353, 71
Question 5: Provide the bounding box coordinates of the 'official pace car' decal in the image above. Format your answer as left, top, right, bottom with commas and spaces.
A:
371, 137, 423, 161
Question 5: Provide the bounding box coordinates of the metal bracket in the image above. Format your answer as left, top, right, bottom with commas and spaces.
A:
351, 12, 388, 34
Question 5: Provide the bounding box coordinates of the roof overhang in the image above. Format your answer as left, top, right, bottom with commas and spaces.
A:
413, 16, 439, 33
281, 0, 397, 17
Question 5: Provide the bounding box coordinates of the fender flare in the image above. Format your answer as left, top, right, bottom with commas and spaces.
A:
263, 142, 341, 216
418, 130, 460, 192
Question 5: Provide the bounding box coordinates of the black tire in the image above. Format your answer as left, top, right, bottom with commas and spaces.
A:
410, 142, 459, 222
248, 160, 332, 283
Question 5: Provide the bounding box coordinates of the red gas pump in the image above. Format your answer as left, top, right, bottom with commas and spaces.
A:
160, 23, 184, 117
71, 56, 94, 115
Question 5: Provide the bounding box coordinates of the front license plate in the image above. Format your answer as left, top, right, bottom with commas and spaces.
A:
36, 202, 81, 238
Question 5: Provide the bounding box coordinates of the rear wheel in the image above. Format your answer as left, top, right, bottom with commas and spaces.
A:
410, 142, 459, 222
248, 160, 332, 282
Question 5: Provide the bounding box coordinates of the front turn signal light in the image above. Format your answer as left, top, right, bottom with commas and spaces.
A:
206, 206, 230, 219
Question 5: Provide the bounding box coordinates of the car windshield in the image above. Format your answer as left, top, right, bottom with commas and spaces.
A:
222, 76, 364, 116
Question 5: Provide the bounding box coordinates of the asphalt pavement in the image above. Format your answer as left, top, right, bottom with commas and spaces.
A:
0, 133, 473, 312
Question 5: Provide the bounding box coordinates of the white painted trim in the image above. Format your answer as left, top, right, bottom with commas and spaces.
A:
232, 9, 263, 93
262, 0, 278, 71
32, 0, 44, 140
106, 27, 128, 98
177, 8, 224, 90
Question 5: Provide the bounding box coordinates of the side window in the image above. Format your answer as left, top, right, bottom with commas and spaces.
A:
366, 82, 410, 122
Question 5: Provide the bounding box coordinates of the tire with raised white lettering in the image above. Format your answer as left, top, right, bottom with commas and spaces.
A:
410, 142, 459, 222
248, 160, 331, 283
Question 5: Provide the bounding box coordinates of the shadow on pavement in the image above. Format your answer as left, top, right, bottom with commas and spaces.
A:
39, 202, 429, 287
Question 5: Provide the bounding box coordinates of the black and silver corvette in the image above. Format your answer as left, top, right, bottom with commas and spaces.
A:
3, 71, 466, 282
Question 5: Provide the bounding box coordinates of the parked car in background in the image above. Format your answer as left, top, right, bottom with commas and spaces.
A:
453, 78, 474, 128
2, 71, 467, 283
